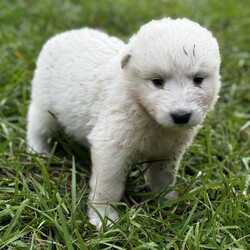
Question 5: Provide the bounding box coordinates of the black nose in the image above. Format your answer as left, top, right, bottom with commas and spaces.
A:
171, 111, 192, 124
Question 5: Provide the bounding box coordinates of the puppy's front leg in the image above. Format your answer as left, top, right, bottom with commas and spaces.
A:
88, 148, 129, 229
148, 160, 180, 199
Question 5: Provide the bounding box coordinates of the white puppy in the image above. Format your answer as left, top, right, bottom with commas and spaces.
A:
27, 18, 221, 229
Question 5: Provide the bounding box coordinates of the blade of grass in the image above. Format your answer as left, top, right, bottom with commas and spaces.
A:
74, 229, 88, 250
71, 156, 77, 229
57, 206, 74, 250
2, 199, 29, 239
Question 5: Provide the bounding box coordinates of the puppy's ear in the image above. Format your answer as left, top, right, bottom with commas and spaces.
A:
121, 54, 131, 69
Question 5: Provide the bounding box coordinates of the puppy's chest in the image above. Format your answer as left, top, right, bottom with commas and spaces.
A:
126, 128, 185, 161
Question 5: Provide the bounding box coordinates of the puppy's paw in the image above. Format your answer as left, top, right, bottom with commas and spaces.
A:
165, 190, 179, 200
88, 204, 119, 230
27, 143, 51, 155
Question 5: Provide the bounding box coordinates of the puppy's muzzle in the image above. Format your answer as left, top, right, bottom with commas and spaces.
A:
171, 111, 192, 124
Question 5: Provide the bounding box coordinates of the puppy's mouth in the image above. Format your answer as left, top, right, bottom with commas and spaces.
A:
170, 123, 196, 130
164, 122, 196, 131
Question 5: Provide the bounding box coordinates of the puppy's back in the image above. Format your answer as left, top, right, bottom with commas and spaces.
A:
29, 28, 125, 144
34, 28, 124, 80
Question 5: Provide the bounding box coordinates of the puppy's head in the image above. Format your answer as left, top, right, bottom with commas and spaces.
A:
121, 18, 221, 129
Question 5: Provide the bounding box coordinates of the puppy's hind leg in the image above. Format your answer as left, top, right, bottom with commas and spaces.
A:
27, 101, 58, 154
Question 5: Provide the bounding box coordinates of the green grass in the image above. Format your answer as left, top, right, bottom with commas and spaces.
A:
0, 0, 250, 249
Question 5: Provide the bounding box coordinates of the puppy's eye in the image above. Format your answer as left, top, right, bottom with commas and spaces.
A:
152, 78, 165, 88
193, 76, 204, 86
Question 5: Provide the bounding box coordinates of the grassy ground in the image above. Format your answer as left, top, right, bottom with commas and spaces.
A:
0, 0, 250, 249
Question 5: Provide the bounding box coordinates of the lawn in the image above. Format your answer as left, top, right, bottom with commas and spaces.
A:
0, 0, 250, 249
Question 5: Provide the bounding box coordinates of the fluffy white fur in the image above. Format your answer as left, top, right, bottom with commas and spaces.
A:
27, 18, 221, 229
